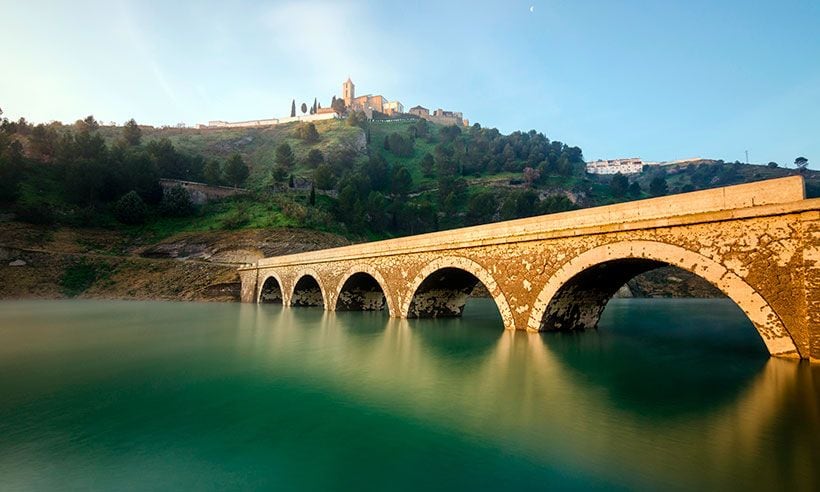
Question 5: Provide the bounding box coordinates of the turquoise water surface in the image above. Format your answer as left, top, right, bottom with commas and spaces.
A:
0, 298, 817, 491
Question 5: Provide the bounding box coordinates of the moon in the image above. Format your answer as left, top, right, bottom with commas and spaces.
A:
529, 5, 535, 12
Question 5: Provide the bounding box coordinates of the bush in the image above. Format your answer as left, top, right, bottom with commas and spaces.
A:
295, 122, 320, 143
114, 191, 148, 225
220, 206, 250, 229
160, 185, 194, 217
60, 260, 106, 297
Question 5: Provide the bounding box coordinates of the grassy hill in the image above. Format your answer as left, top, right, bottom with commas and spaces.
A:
3, 115, 818, 244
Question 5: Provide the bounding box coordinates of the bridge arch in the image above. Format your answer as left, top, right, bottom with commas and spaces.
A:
527, 240, 798, 357
333, 265, 397, 317
400, 256, 515, 330
257, 271, 286, 304
291, 268, 328, 308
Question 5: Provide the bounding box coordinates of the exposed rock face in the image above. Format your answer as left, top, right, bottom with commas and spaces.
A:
8, 259, 26, 267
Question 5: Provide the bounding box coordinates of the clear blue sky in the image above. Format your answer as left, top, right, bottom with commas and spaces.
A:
2, 0, 818, 166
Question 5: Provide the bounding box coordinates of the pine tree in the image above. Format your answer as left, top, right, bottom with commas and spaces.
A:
309, 184, 316, 205
290, 99, 296, 117
224, 154, 249, 187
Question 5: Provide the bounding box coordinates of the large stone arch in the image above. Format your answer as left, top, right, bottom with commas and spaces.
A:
527, 240, 798, 357
291, 268, 328, 308
333, 265, 397, 317
256, 271, 287, 304
400, 256, 516, 330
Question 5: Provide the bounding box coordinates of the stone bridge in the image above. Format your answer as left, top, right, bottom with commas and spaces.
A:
238, 177, 820, 361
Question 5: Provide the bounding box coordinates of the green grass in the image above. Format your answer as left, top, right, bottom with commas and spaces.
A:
132, 196, 299, 240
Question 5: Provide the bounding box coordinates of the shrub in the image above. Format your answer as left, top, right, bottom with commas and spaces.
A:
160, 185, 194, 217
60, 260, 106, 297
114, 191, 148, 225
220, 206, 250, 229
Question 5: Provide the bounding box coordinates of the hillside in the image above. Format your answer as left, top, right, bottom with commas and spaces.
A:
1, 113, 816, 302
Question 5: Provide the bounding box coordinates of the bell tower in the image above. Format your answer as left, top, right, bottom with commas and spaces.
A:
343, 77, 355, 107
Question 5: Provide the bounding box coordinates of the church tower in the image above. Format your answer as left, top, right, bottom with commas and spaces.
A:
343, 77, 355, 107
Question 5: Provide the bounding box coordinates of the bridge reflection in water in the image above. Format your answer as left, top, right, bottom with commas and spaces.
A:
239, 299, 818, 490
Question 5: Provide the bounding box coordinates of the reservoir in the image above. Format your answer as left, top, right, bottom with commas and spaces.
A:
0, 299, 817, 491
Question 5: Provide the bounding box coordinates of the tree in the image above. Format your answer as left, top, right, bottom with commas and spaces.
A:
386, 132, 413, 157
391, 165, 413, 197
609, 172, 629, 197
223, 154, 249, 187
296, 122, 319, 142
767, 161, 779, 168
465, 191, 498, 225
523, 167, 541, 188
288, 174, 295, 188
306, 149, 324, 167
271, 166, 288, 182
312, 97, 318, 114
347, 111, 367, 128
331, 97, 346, 114
291, 99, 296, 117
420, 153, 435, 177
500, 189, 539, 220
649, 175, 668, 196
314, 164, 335, 190
122, 118, 141, 146
75, 115, 99, 133
0, 151, 22, 203
795, 156, 809, 171
160, 185, 195, 217
539, 195, 576, 214
114, 191, 148, 225
364, 154, 390, 192
203, 160, 222, 185
628, 181, 642, 197
300, 102, 308, 114
308, 184, 316, 205
275, 143, 295, 169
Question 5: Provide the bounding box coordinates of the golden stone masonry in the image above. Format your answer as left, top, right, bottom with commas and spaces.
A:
239, 176, 820, 361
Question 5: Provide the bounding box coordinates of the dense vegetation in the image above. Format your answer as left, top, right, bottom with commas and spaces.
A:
0, 108, 815, 241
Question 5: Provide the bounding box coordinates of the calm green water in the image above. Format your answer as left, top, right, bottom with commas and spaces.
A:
0, 299, 817, 491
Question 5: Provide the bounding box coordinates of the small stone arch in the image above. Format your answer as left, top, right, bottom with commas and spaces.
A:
291, 268, 328, 308
257, 271, 286, 304
527, 240, 798, 357
333, 265, 397, 317
400, 256, 516, 330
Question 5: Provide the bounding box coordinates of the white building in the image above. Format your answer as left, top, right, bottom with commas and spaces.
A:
586, 157, 645, 175
383, 100, 404, 115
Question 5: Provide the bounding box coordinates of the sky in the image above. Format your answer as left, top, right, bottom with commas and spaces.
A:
1, 0, 818, 166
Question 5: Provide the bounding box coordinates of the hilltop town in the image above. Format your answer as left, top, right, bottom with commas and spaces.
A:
202, 78, 468, 130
